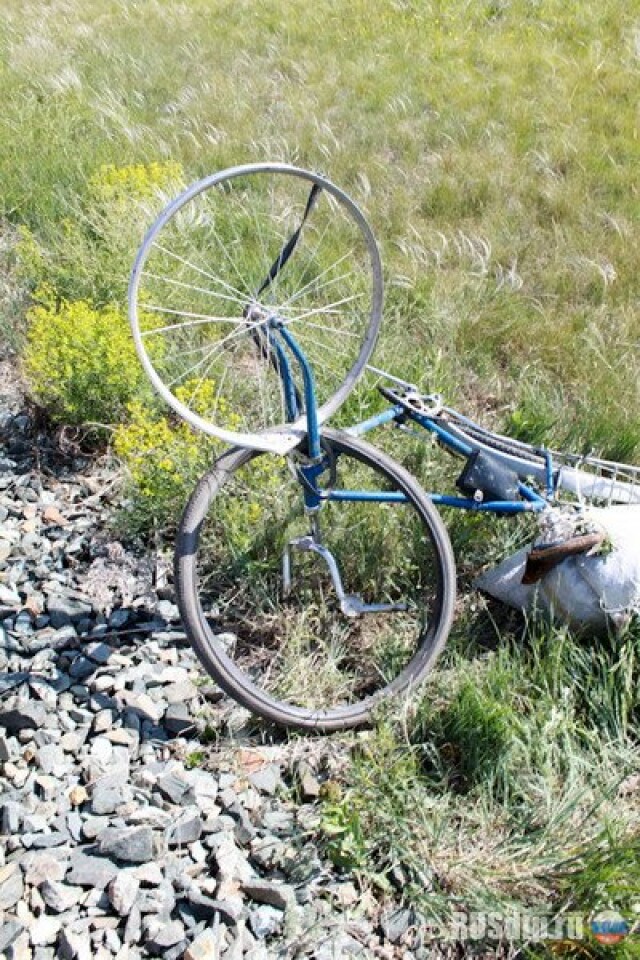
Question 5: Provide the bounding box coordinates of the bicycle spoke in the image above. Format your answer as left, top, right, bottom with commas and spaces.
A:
151, 242, 250, 304
130, 164, 382, 449
284, 292, 365, 324
279, 257, 357, 309
140, 305, 244, 334
141, 270, 249, 309
293, 319, 361, 338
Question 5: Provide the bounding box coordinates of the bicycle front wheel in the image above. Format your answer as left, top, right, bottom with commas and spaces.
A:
175, 429, 456, 731
129, 164, 383, 454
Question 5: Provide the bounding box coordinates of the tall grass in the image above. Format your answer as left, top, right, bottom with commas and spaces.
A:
1, 0, 638, 457
322, 619, 640, 951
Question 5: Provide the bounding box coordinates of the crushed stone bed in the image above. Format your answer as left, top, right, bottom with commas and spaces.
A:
0, 390, 428, 960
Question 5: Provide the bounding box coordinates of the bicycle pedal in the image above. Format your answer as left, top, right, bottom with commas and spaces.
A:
340, 594, 408, 617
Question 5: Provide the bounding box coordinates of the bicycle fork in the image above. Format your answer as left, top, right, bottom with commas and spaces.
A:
281, 517, 407, 618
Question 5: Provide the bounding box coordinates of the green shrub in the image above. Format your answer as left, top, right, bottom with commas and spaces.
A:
113, 385, 284, 538
23, 288, 148, 425
113, 393, 220, 534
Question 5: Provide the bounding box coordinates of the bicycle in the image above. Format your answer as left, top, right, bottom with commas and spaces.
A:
128, 163, 640, 731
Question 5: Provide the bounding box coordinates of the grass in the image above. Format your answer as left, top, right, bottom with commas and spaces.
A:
1, 0, 639, 954
1, 0, 639, 460
321, 619, 640, 953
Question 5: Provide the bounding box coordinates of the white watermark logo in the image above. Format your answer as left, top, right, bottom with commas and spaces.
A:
419, 907, 640, 944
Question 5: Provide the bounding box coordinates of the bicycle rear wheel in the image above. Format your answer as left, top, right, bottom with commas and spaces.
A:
129, 164, 383, 454
175, 429, 456, 731
439, 412, 640, 505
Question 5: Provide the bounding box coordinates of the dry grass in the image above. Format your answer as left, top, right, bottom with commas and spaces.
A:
1, 2, 639, 952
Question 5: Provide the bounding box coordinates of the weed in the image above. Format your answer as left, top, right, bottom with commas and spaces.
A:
184, 750, 206, 770
23, 289, 148, 426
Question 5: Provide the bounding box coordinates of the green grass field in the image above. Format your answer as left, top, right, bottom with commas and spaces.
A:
1, 1, 639, 955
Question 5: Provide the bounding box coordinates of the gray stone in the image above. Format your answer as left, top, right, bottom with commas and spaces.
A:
19, 810, 47, 833
28, 676, 58, 706
0, 699, 47, 732
168, 812, 203, 846
283, 843, 323, 885
261, 810, 294, 833
60, 730, 86, 752
232, 809, 256, 846
67, 811, 83, 842
117, 690, 163, 724
0, 862, 23, 909
97, 826, 155, 863
184, 928, 222, 960
65, 851, 119, 887
89, 736, 113, 765
123, 903, 142, 944
91, 784, 125, 815
47, 594, 93, 627
133, 861, 164, 886
156, 599, 180, 622
13, 611, 32, 635
49, 624, 78, 649
35, 774, 60, 801
85, 641, 112, 663
0, 672, 28, 696
21, 849, 69, 885
296, 761, 321, 800
248, 764, 281, 796
92, 709, 113, 733
57, 928, 92, 960
37, 743, 69, 775
27, 830, 69, 849
1, 800, 22, 833
0, 584, 20, 606
30, 915, 61, 946
157, 769, 193, 805
163, 703, 194, 735
185, 892, 242, 925
108, 871, 140, 916
81, 815, 110, 840
126, 807, 171, 829
242, 879, 296, 912
0, 920, 24, 953
39, 878, 83, 913
164, 680, 198, 703
212, 833, 255, 885
108, 608, 130, 629
248, 905, 283, 939
143, 918, 185, 952
68, 656, 95, 680
315, 934, 366, 959
138, 879, 175, 916
381, 907, 413, 944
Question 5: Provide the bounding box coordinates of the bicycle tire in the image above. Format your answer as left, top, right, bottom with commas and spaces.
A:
175, 428, 456, 731
129, 163, 383, 455
438, 413, 545, 465
441, 415, 640, 504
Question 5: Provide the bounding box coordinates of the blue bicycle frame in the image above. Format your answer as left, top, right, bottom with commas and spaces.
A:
265, 315, 549, 517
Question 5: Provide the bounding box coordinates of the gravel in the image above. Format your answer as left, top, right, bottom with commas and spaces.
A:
0, 392, 412, 959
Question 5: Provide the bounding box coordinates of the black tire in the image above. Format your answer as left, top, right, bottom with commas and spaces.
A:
175, 429, 456, 731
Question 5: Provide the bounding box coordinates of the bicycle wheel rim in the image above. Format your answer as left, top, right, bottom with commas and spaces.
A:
175, 430, 455, 730
129, 164, 383, 454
